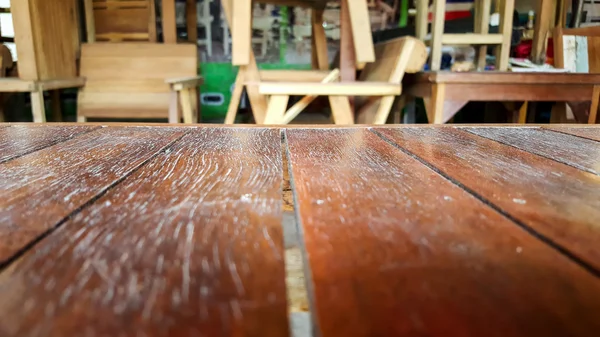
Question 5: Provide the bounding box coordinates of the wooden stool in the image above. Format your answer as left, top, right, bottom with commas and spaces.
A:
416, 0, 515, 71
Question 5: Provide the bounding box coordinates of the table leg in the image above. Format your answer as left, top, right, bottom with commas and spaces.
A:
30, 91, 46, 123
588, 85, 600, 124
50, 90, 62, 122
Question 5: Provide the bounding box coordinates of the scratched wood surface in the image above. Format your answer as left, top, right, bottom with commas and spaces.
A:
0, 125, 98, 163
376, 127, 600, 273
0, 128, 288, 337
465, 127, 600, 175
0, 127, 187, 265
285, 128, 600, 337
543, 126, 600, 142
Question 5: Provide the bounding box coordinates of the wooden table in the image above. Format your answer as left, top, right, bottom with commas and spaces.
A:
404, 72, 600, 124
2, 124, 600, 336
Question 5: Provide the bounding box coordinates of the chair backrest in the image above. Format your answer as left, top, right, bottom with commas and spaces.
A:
90, 0, 156, 42
355, 36, 427, 122
554, 26, 600, 73
78, 43, 197, 119
359, 36, 427, 84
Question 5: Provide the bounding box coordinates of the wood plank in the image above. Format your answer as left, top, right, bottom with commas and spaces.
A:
0, 128, 288, 337
232, 0, 252, 65
258, 82, 401, 96
411, 72, 600, 85
286, 128, 600, 337
376, 127, 600, 272
161, 0, 177, 43
543, 126, 600, 142
346, 0, 375, 64
466, 127, 600, 175
0, 126, 98, 163
441, 33, 503, 45
0, 127, 187, 265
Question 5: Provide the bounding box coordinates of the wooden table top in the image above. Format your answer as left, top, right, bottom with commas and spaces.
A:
1, 124, 600, 336
408, 71, 600, 84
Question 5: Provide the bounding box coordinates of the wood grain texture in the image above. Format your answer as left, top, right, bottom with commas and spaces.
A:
0, 125, 98, 163
0, 128, 288, 337
376, 127, 600, 273
545, 126, 600, 142
466, 127, 600, 175
286, 128, 600, 337
0, 127, 187, 265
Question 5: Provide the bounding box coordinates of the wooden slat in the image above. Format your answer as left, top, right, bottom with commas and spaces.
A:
441, 33, 504, 45
0, 128, 288, 337
543, 126, 600, 142
376, 127, 600, 272
232, 0, 252, 65
346, 0, 375, 64
258, 82, 401, 96
0, 126, 98, 163
286, 128, 600, 337
466, 127, 600, 175
161, 0, 177, 43
0, 127, 187, 265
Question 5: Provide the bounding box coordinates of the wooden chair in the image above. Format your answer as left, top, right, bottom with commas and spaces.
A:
416, 0, 515, 71
258, 37, 427, 124
77, 43, 203, 124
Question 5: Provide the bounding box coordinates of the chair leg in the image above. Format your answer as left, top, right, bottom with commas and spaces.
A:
225, 69, 245, 124
372, 96, 396, 124
192, 87, 200, 123
169, 91, 181, 123
329, 96, 354, 125
50, 90, 62, 122
430, 0, 447, 71
180, 88, 194, 124
264, 95, 289, 124
415, 0, 428, 40
30, 91, 46, 123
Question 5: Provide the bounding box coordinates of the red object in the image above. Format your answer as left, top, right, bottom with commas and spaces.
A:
515, 38, 555, 64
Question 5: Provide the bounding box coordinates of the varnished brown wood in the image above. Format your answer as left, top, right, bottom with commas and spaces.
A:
404, 72, 600, 123
0, 127, 187, 265
466, 127, 600, 175
286, 128, 600, 337
0, 128, 288, 337
544, 126, 600, 141
0, 125, 98, 163
377, 127, 600, 272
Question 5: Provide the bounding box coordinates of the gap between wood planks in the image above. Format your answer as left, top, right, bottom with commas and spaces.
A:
0, 131, 192, 272
281, 133, 313, 337
368, 127, 600, 279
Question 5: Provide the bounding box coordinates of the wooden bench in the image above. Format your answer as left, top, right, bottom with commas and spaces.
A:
77, 43, 203, 124
258, 36, 427, 124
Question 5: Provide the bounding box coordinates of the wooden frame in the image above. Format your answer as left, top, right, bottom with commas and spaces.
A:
417, 0, 515, 71
76, 43, 203, 124
222, 0, 375, 124
258, 37, 427, 125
